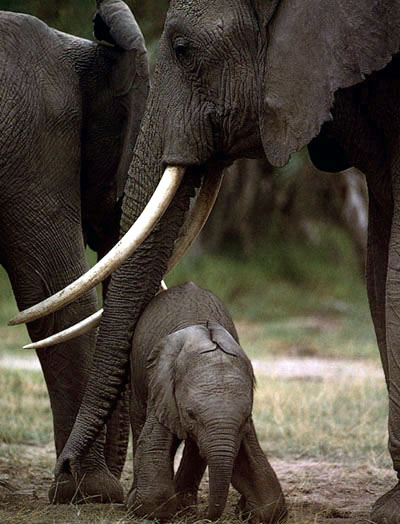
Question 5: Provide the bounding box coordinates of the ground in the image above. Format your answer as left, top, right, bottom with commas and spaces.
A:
0, 442, 394, 523
0, 345, 394, 524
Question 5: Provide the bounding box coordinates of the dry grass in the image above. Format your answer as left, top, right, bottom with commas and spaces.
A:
0, 356, 394, 523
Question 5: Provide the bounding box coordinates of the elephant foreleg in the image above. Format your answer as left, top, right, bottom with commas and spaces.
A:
174, 438, 207, 511
127, 412, 179, 518
371, 166, 400, 524
1, 208, 123, 504
365, 180, 392, 384
231, 420, 287, 524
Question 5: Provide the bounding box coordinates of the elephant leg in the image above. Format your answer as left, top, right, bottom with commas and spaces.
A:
2, 209, 123, 504
231, 420, 287, 523
128, 379, 147, 500
371, 169, 400, 523
127, 412, 179, 518
365, 181, 392, 384
174, 438, 207, 511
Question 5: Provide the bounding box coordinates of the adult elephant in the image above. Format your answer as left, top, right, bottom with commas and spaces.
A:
0, 0, 149, 504
12, 0, 400, 521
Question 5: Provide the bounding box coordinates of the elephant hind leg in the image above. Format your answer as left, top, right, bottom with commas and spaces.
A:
174, 439, 207, 511
231, 420, 287, 523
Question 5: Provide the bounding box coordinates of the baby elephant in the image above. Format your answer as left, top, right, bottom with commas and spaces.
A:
128, 282, 286, 523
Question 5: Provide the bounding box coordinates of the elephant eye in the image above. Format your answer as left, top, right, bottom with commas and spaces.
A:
186, 408, 196, 420
172, 36, 193, 66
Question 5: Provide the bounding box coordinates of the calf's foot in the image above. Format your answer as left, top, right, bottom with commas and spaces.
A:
127, 488, 177, 519
236, 494, 287, 523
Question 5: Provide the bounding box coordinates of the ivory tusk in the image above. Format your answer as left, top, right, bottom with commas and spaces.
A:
22, 169, 223, 349
9, 166, 185, 327
25, 280, 170, 350
23, 309, 103, 349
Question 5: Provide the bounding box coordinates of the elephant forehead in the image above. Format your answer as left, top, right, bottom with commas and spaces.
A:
168, 0, 241, 29
177, 355, 253, 390
171, 0, 217, 15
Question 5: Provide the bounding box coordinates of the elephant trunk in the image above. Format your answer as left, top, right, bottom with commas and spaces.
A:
55, 95, 200, 474
202, 422, 241, 520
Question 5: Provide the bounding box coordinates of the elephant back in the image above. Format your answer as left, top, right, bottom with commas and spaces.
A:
130, 282, 238, 392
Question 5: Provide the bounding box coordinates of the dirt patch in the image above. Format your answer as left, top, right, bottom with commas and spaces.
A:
0, 443, 394, 523
0, 355, 384, 383
252, 357, 384, 381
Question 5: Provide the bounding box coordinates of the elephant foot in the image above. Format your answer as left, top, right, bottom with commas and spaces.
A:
127, 488, 177, 519
371, 483, 400, 524
175, 490, 198, 514
49, 469, 124, 504
236, 495, 288, 523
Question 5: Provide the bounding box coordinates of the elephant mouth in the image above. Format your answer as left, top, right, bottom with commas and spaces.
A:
15, 161, 226, 348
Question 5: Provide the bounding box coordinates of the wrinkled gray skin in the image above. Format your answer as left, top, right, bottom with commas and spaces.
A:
0, 0, 148, 503
128, 282, 286, 522
58, 1, 400, 521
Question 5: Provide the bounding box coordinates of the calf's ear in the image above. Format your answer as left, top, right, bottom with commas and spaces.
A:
147, 332, 187, 440
208, 322, 255, 385
251, 0, 400, 167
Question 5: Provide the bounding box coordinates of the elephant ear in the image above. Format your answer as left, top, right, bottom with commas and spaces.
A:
255, 0, 400, 167
147, 331, 187, 440
207, 322, 255, 387
93, 0, 149, 198
94, 0, 145, 52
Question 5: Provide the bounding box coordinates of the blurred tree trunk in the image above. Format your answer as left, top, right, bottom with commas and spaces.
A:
201, 156, 368, 270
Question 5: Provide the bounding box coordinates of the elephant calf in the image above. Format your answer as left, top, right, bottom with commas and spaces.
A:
128, 282, 287, 523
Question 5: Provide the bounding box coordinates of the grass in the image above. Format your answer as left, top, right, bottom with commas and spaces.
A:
0, 368, 51, 446
254, 376, 389, 468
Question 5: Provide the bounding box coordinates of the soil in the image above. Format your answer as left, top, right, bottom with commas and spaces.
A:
0, 441, 395, 524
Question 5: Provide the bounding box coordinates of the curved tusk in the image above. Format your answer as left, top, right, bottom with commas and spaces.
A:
25, 281, 169, 350
9, 166, 185, 327
22, 169, 223, 349
23, 309, 103, 350
166, 169, 224, 273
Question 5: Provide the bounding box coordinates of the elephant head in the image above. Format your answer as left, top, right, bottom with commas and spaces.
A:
14, 0, 399, 479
